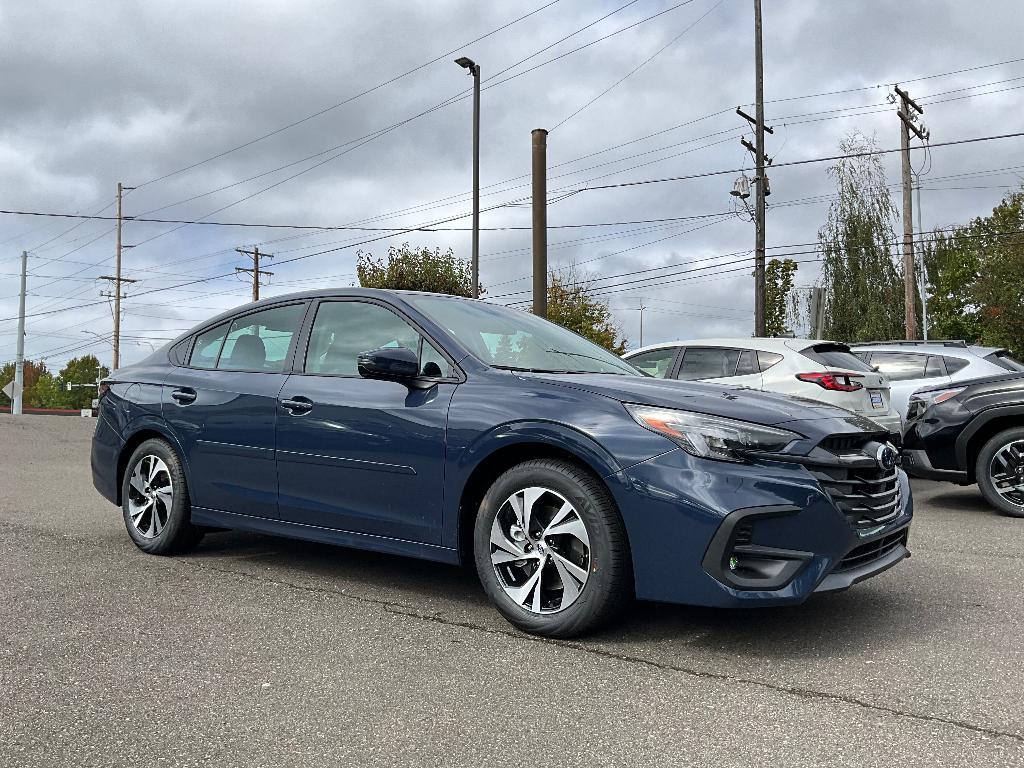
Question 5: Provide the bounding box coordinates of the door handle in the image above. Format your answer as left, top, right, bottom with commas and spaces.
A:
280, 396, 313, 415
170, 388, 197, 405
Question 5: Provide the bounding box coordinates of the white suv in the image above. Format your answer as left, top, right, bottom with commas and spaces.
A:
849, 341, 1024, 420
623, 338, 902, 437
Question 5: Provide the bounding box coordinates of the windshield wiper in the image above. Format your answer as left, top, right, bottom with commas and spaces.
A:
544, 348, 635, 374
493, 365, 575, 373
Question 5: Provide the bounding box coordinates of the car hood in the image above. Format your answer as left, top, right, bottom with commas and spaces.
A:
520, 372, 866, 427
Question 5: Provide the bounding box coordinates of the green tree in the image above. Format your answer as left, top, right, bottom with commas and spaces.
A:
969, 190, 1024, 353
0, 360, 48, 408
764, 258, 797, 337
27, 370, 64, 409
545, 269, 628, 354
923, 228, 983, 342
58, 354, 109, 409
818, 131, 906, 342
357, 243, 481, 297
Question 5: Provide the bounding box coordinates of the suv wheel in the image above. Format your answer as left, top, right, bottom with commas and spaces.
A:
976, 428, 1024, 517
122, 439, 205, 553
473, 459, 632, 637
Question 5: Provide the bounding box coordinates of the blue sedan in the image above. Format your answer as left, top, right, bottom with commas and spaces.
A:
92, 289, 912, 637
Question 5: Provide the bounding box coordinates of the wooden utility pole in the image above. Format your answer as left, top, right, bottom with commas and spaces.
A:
752, 0, 767, 337
99, 273, 136, 368
532, 129, 548, 319
110, 182, 135, 370
896, 85, 925, 339
12, 250, 27, 415
235, 246, 274, 302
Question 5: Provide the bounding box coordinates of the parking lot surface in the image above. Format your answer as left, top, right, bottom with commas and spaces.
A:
1, 415, 1022, 767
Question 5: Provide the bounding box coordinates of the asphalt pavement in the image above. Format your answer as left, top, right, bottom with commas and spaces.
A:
1, 415, 1022, 767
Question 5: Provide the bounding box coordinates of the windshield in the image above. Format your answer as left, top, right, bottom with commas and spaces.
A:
407, 295, 640, 375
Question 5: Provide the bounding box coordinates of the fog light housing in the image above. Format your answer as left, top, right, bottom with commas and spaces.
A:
702, 505, 813, 591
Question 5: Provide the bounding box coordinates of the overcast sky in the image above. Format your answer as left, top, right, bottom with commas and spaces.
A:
1, 0, 1023, 369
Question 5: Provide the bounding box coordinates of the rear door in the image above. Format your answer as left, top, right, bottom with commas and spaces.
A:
275, 298, 457, 544
674, 346, 763, 388
162, 302, 307, 519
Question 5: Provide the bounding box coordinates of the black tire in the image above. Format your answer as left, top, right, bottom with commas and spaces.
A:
976, 428, 1024, 518
121, 438, 205, 554
473, 459, 633, 638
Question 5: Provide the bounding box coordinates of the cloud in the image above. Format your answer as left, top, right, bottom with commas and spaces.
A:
0, 0, 1022, 365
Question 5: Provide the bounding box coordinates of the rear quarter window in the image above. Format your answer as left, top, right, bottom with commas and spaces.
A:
944, 356, 970, 374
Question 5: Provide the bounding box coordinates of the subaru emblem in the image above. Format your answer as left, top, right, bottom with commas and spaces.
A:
876, 443, 898, 472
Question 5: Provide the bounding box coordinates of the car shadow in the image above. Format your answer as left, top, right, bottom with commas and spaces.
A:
186, 529, 935, 661
920, 488, 994, 516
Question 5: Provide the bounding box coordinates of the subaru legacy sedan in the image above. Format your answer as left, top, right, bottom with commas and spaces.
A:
92, 289, 912, 637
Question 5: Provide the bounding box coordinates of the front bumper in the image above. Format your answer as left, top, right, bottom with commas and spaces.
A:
901, 448, 970, 483
613, 445, 913, 608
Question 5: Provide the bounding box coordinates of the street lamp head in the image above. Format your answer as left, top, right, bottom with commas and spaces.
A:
454, 56, 478, 73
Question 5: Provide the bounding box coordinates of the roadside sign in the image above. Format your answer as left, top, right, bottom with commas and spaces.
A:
2, 380, 22, 400
80, 409, 93, 418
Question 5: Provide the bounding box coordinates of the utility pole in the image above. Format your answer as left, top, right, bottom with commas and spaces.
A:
735, 2, 772, 336
532, 128, 548, 319
111, 182, 136, 370
98, 273, 136, 370
895, 85, 926, 339
637, 302, 647, 347
235, 246, 274, 302
752, 0, 767, 337
12, 250, 27, 415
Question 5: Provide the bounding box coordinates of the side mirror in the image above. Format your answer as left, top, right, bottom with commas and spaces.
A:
357, 346, 420, 383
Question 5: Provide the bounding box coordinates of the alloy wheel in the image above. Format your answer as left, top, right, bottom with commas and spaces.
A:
989, 439, 1024, 506
127, 455, 174, 539
489, 486, 591, 614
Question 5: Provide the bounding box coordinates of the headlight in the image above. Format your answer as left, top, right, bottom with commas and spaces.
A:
624, 404, 800, 462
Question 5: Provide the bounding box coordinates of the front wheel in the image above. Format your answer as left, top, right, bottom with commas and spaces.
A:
473, 459, 633, 638
976, 427, 1024, 517
121, 438, 205, 554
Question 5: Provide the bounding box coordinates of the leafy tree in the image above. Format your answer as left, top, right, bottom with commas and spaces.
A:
969, 190, 1024, 352
764, 258, 797, 337
357, 244, 481, 297
922, 228, 983, 342
818, 131, 906, 342
58, 354, 109, 409
28, 370, 64, 409
545, 269, 628, 355
0, 360, 48, 408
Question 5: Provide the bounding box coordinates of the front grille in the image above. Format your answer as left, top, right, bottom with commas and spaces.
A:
834, 529, 908, 573
810, 464, 901, 529
809, 434, 902, 530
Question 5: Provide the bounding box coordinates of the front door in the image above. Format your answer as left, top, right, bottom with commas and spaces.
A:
163, 302, 306, 519
276, 299, 456, 544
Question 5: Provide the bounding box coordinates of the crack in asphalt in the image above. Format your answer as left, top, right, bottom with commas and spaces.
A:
3, 518, 1023, 746
190, 558, 1024, 746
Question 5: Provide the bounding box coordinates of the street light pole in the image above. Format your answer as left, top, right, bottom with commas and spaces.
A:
456, 56, 481, 298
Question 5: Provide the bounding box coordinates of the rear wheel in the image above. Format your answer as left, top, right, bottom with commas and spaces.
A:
473, 459, 632, 637
976, 427, 1024, 518
121, 439, 205, 553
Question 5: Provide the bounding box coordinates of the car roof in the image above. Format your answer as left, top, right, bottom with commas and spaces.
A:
624, 337, 839, 357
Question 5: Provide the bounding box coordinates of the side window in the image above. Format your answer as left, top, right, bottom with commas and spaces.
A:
305, 301, 444, 377
924, 355, 947, 378
217, 304, 304, 373
869, 352, 927, 381
757, 350, 784, 372
944, 356, 970, 375
190, 322, 229, 369
736, 349, 758, 376
168, 337, 191, 366
677, 347, 740, 380
627, 347, 678, 378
